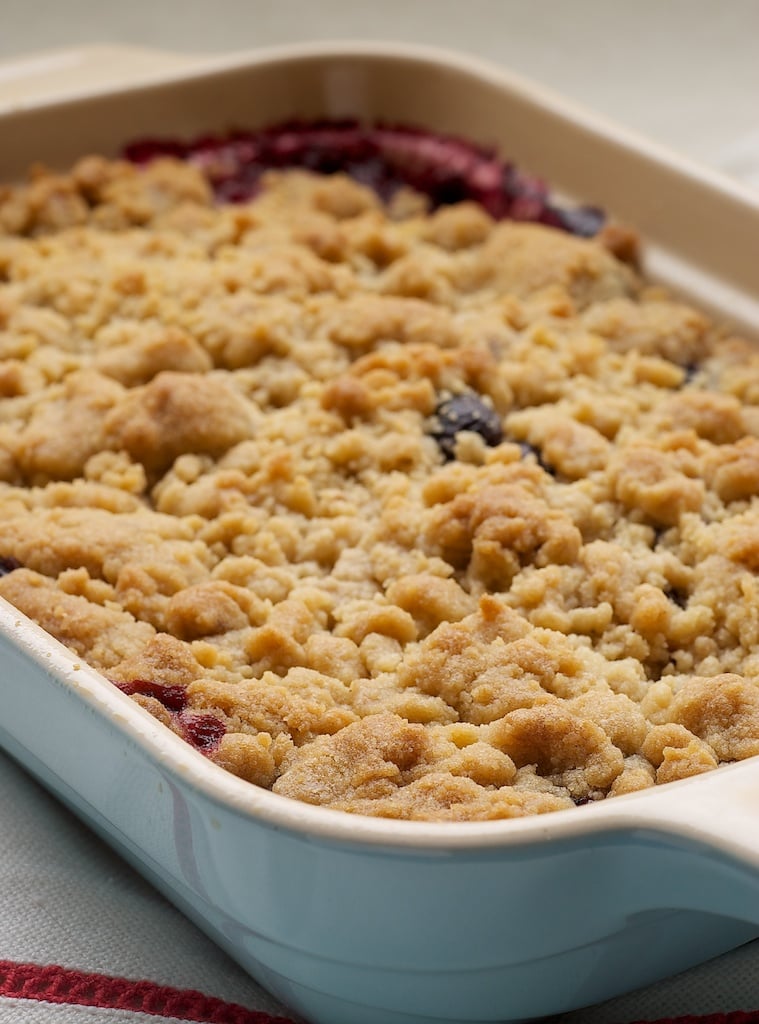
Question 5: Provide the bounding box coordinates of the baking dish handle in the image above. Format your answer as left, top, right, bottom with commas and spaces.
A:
0, 45, 210, 110
611, 758, 759, 925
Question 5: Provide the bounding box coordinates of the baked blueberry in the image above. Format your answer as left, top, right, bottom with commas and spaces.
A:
680, 363, 700, 386
431, 394, 503, 459
554, 204, 605, 238
517, 441, 555, 476
0, 556, 21, 577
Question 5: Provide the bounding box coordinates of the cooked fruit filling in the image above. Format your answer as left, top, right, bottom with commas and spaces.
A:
123, 119, 606, 236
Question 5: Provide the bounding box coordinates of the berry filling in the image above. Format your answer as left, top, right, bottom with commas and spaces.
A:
114, 679, 225, 755
0, 556, 21, 577
175, 711, 226, 752
123, 119, 605, 235
114, 678, 188, 711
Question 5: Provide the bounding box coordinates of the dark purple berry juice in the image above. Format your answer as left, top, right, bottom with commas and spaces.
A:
124, 119, 604, 236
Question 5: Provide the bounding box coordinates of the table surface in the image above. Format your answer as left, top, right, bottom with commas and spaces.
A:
2, 3, 759, 1023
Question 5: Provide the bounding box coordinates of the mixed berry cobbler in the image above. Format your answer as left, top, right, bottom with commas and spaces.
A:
1, 121, 759, 821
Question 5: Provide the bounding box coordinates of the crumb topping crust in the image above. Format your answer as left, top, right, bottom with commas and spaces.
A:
1, 155, 759, 821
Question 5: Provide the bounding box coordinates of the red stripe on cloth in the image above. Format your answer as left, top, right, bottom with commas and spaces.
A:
6, 962, 758, 1024
0, 960, 297, 1023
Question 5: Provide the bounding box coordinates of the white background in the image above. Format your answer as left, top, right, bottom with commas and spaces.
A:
0, 0, 758, 174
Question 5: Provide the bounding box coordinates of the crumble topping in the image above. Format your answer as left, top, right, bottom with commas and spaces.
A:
1, 154, 759, 821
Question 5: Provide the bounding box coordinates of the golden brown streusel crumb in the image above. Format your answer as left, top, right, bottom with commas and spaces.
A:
1, 157, 758, 821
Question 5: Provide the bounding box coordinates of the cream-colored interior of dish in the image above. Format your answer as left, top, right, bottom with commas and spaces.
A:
2, 156, 759, 821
